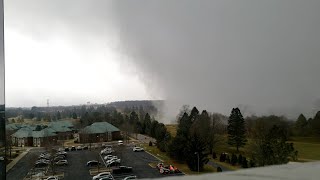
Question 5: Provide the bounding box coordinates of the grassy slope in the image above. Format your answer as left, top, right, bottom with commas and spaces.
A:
289, 137, 320, 161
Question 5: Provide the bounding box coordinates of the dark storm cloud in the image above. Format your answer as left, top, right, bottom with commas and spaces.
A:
6, 0, 320, 120
110, 0, 320, 119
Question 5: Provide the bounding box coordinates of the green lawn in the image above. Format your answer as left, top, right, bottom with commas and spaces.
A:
289, 137, 320, 161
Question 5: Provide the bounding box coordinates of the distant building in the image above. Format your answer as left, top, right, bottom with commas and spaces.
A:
11, 127, 57, 147
79, 122, 121, 143
10, 120, 75, 147
48, 121, 74, 140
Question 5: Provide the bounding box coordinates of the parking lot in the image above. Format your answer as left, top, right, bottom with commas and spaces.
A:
7, 144, 184, 180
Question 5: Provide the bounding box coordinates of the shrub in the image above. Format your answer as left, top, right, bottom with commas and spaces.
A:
226, 155, 231, 164
212, 152, 217, 159
231, 154, 237, 165
219, 153, 226, 162
242, 157, 248, 168
238, 154, 243, 164
249, 159, 255, 168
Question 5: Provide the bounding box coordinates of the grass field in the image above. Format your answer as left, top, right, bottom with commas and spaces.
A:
165, 124, 320, 161
166, 124, 177, 137
289, 137, 320, 161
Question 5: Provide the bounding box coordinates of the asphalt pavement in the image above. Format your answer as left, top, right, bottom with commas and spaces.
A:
6, 144, 184, 180
7, 148, 45, 180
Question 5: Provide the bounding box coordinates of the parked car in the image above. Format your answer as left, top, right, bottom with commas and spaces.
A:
118, 140, 123, 145
104, 155, 117, 161
123, 176, 137, 180
55, 160, 68, 166
45, 176, 58, 180
101, 149, 113, 155
112, 166, 133, 174
54, 156, 65, 162
156, 163, 164, 170
57, 151, 67, 156
99, 175, 114, 180
106, 160, 120, 167
39, 153, 51, 159
71, 146, 76, 151
83, 146, 89, 150
159, 167, 170, 174
65, 147, 70, 151
35, 161, 49, 168
106, 158, 120, 164
36, 159, 50, 164
87, 160, 102, 167
159, 164, 181, 174
92, 172, 111, 180
133, 147, 144, 152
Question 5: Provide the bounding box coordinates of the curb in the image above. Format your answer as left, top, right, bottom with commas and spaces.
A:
6, 148, 31, 172
144, 150, 164, 162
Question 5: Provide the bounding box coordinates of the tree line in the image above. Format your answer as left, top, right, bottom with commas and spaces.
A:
156, 106, 301, 172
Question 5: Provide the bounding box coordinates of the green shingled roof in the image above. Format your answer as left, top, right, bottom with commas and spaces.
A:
81, 122, 120, 134
12, 127, 57, 138
12, 128, 33, 138
6, 124, 23, 131
48, 120, 74, 132
32, 128, 57, 138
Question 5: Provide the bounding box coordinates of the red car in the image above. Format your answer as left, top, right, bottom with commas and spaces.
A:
158, 163, 181, 174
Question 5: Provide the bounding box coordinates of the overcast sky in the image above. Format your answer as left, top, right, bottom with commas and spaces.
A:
3, 0, 320, 120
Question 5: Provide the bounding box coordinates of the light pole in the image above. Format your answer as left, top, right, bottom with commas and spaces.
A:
195, 152, 199, 174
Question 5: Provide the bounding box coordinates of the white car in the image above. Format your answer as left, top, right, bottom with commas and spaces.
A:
104, 155, 117, 161
106, 158, 120, 164
55, 160, 68, 166
100, 149, 113, 155
123, 176, 137, 180
100, 150, 112, 155
118, 140, 123, 145
99, 174, 114, 180
45, 176, 58, 180
133, 147, 144, 152
76, 146, 83, 150
92, 172, 111, 180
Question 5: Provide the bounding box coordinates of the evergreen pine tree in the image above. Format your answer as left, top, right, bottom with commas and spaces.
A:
227, 108, 247, 151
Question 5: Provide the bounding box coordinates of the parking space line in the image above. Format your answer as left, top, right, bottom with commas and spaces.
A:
99, 152, 108, 168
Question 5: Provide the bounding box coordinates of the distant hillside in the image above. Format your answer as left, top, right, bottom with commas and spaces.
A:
4, 100, 165, 120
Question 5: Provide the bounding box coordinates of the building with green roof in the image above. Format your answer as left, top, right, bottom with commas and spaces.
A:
79, 122, 121, 143
11, 127, 58, 147
48, 120, 74, 140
